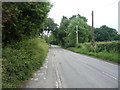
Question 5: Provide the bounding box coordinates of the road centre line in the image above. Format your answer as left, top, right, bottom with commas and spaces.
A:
102, 71, 117, 80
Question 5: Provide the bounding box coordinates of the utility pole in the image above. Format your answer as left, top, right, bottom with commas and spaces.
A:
76, 25, 78, 45
91, 10, 95, 52
118, 1, 120, 34
76, 15, 79, 45
92, 11, 94, 42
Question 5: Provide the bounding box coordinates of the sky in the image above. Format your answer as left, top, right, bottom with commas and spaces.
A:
48, 0, 119, 31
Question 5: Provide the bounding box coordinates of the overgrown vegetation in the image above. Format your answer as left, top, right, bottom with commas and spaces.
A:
2, 2, 51, 88
2, 2, 52, 46
2, 38, 49, 88
2, 2, 119, 88
68, 41, 119, 63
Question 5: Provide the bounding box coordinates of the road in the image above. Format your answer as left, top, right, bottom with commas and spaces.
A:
24, 45, 118, 88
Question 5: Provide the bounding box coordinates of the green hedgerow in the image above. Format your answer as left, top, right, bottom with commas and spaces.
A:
2, 37, 49, 88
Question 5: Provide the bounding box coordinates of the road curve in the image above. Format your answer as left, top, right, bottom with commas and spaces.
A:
24, 45, 118, 88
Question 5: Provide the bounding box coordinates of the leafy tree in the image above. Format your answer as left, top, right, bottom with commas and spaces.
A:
69, 14, 88, 22
56, 16, 70, 46
66, 16, 90, 47
2, 2, 51, 46
54, 15, 90, 47
43, 18, 58, 35
94, 25, 119, 41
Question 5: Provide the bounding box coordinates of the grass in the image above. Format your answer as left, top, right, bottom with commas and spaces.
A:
68, 47, 119, 63
2, 37, 49, 88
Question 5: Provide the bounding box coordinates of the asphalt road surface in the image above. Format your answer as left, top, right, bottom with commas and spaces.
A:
24, 45, 118, 88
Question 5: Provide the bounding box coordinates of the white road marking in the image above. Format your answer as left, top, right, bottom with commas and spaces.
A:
53, 51, 62, 88
102, 72, 117, 80
56, 67, 62, 88
43, 77, 46, 80
34, 78, 38, 81
45, 65, 48, 69
56, 81, 59, 88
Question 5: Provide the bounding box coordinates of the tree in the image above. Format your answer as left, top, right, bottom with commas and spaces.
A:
94, 25, 119, 41
69, 14, 88, 22
43, 18, 58, 35
56, 16, 70, 46
66, 15, 90, 47
55, 15, 90, 47
2, 2, 52, 46
42, 18, 59, 44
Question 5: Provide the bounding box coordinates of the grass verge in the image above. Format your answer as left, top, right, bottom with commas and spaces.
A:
68, 48, 119, 63
2, 37, 49, 88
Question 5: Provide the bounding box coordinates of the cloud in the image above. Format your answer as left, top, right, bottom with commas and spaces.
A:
49, 0, 119, 30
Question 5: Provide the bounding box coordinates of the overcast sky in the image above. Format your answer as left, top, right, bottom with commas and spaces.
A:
48, 0, 119, 31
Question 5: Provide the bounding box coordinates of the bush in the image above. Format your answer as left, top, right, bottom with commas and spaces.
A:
2, 37, 49, 88
77, 41, 119, 53
96, 41, 118, 53
69, 41, 119, 63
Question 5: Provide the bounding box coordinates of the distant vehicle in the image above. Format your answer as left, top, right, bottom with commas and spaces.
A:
49, 41, 58, 45
49, 42, 52, 48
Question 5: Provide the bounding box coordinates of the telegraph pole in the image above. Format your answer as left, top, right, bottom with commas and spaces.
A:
92, 11, 94, 42
91, 11, 95, 52
118, 1, 120, 35
76, 25, 78, 45
76, 15, 79, 45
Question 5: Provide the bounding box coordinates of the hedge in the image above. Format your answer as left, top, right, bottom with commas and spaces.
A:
2, 37, 49, 88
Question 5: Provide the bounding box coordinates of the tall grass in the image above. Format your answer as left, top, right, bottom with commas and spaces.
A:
2, 37, 49, 88
68, 41, 119, 63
